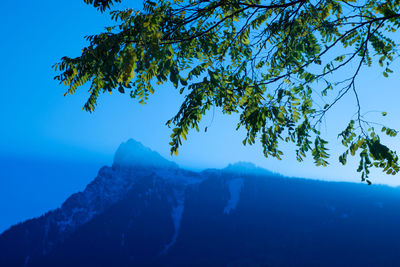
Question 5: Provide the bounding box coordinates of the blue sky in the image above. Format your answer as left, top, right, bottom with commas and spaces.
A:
1, 0, 400, 232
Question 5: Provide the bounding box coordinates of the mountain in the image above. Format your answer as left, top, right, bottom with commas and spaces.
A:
2, 139, 400, 266
223, 161, 275, 176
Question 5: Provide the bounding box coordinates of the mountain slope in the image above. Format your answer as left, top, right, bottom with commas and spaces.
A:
2, 139, 400, 266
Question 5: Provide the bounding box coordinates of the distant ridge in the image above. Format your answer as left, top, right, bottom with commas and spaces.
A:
223, 161, 275, 176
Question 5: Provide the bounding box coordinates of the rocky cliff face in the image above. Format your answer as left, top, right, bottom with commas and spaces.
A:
2, 139, 400, 266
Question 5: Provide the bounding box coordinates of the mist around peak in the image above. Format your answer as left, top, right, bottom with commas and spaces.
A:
223, 161, 275, 176
113, 139, 178, 169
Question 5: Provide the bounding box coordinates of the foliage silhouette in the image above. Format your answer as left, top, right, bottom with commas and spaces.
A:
55, 0, 400, 183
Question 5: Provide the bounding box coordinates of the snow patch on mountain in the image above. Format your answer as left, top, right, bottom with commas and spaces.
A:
23, 256, 30, 267
55, 166, 137, 235
121, 233, 125, 247
160, 190, 185, 254
224, 178, 244, 214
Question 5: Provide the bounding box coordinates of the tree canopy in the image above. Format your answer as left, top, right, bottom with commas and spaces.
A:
54, 0, 400, 183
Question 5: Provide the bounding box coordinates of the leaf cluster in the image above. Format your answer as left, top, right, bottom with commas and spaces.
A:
55, 0, 400, 183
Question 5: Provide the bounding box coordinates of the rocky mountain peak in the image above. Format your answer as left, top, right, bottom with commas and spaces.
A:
113, 139, 178, 170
